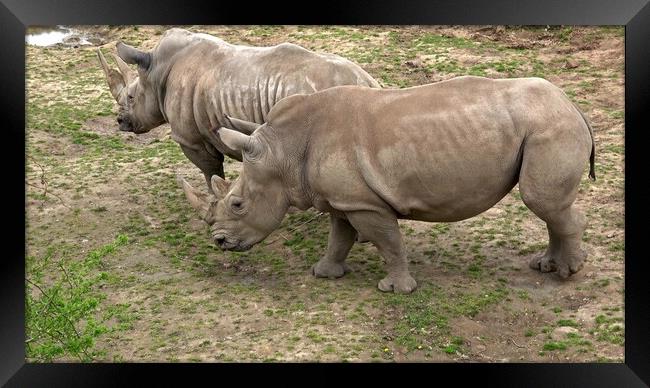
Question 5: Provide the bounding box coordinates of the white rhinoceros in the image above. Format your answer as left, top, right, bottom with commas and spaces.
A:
179, 76, 596, 294
97, 28, 379, 192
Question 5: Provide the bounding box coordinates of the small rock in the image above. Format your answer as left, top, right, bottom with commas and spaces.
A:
63, 35, 81, 44
405, 58, 422, 68
564, 60, 579, 69
475, 344, 486, 352
495, 26, 506, 34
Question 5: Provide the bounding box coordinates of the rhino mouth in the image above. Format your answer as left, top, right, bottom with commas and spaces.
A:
214, 235, 251, 252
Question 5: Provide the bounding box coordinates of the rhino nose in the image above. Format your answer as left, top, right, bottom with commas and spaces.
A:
117, 117, 124, 124
215, 236, 226, 246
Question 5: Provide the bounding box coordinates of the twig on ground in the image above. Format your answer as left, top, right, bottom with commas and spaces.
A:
26, 156, 73, 211
264, 212, 325, 246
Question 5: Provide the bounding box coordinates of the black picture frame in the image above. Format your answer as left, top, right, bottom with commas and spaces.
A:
2, 0, 649, 386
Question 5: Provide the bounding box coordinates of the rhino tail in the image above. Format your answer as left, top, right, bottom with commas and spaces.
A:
574, 103, 596, 181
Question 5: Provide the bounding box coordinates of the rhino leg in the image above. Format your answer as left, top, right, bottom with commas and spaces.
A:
530, 209, 587, 278
312, 215, 356, 279
179, 144, 225, 194
519, 131, 590, 279
346, 211, 417, 294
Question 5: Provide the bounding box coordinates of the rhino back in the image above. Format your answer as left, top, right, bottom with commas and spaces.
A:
276, 77, 582, 220
161, 38, 377, 157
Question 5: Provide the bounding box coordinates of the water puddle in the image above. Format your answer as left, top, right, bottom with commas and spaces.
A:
26, 26, 93, 46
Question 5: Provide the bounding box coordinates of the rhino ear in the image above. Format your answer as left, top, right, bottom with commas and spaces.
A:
116, 41, 152, 72
216, 127, 263, 159
210, 175, 231, 200
176, 175, 210, 220
224, 115, 260, 135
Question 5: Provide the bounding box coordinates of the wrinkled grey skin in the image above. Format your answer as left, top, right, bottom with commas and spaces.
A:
97, 28, 380, 192
179, 76, 596, 294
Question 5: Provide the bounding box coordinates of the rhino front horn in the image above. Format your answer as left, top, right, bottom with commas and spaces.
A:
97, 48, 126, 101
176, 174, 211, 221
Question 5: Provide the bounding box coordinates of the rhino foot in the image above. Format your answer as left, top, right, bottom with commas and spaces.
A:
378, 274, 417, 294
312, 260, 351, 279
529, 249, 586, 279
529, 254, 557, 273
555, 249, 587, 279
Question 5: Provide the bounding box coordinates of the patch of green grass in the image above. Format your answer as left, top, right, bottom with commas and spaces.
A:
557, 319, 579, 328
306, 330, 325, 343
429, 223, 451, 241
543, 341, 567, 351
26, 234, 130, 362
593, 314, 624, 346
443, 336, 464, 354
386, 283, 508, 352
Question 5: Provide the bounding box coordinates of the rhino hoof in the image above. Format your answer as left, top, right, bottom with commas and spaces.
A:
378, 275, 417, 294
556, 258, 585, 279
529, 254, 556, 273
312, 261, 350, 279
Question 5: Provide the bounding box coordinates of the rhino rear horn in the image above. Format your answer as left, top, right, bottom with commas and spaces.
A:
111, 53, 136, 85
224, 115, 260, 135
116, 41, 152, 72
97, 48, 125, 101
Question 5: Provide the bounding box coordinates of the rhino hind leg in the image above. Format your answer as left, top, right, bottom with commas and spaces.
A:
345, 211, 417, 294
312, 215, 357, 279
518, 132, 590, 279
530, 208, 587, 278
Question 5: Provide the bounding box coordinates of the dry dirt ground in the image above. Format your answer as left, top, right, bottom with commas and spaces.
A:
25, 25, 624, 362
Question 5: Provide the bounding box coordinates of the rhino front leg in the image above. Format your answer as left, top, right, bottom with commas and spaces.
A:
312, 215, 357, 279
346, 211, 417, 294
179, 144, 225, 194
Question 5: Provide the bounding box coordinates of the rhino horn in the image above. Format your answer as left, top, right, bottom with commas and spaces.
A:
116, 41, 152, 72
224, 115, 260, 135
176, 174, 211, 221
111, 53, 136, 85
96, 48, 125, 101
216, 127, 263, 158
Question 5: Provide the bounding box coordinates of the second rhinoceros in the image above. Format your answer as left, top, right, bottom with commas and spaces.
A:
97, 28, 379, 192
179, 76, 595, 294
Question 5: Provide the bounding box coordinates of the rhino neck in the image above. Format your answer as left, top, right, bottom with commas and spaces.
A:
257, 126, 313, 211
151, 62, 172, 125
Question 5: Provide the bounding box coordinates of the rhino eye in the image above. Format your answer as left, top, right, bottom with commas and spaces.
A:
230, 198, 244, 213
127, 94, 134, 102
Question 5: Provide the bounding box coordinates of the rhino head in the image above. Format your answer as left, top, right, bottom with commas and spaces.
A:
178, 127, 290, 251
96, 42, 165, 134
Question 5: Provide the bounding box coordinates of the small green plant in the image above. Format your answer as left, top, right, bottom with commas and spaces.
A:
26, 234, 129, 362
557, 319, 580, 328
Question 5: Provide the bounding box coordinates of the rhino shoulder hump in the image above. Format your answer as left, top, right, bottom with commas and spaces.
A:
267, 93, 310, 122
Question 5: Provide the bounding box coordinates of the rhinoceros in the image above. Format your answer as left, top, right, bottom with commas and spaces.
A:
97, 28, 379, 192
178, 76, 596, 294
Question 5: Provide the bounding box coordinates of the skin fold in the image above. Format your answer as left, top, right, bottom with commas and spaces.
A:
179, 76, 596, 294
